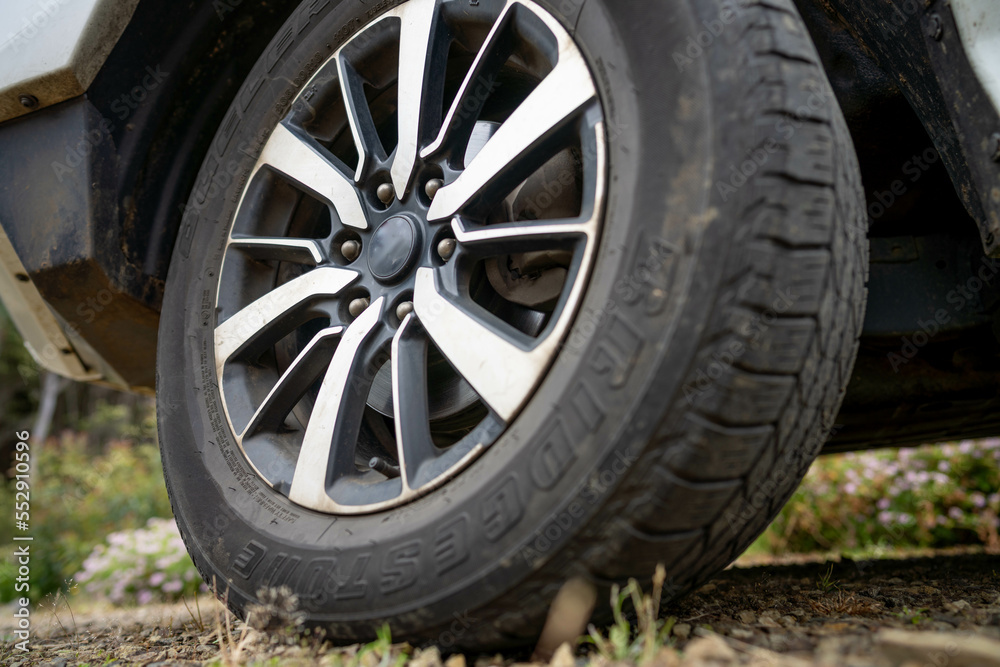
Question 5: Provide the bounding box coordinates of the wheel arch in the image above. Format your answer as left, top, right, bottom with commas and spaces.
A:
0, 0, 301, 390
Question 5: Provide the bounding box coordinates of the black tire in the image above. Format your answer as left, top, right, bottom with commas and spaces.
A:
157, 0, 867, 648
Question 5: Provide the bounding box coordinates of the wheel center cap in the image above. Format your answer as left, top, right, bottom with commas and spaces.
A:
368, 215, 419, 283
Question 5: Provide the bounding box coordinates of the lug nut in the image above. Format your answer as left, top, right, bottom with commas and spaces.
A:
377, 183, 395, 205
437, 238, 457, 261
927, 13, 944, 41
341, 239, 361, 262
425, 178, 444, 200
396, 301, 414, 321
349, 297, 371, 318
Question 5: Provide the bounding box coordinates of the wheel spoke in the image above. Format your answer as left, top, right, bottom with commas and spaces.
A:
288, 298, 384, 512
242, 326, 344, 438
452, 217, 590, 255
215, 267, 359, 370
421, 2, 517, 162
413, 268, 549, 422
391, 315, 437, 490
338, 55, 388, 182
228, 237, 326, 265
257, 123, 369, 229
427, 52, 597, 222
390, 0, 448, 197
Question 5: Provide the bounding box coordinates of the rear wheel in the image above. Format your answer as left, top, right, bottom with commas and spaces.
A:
158, 0, 868, 647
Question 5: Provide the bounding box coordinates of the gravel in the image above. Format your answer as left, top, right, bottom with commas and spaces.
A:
1, 551, 997, 666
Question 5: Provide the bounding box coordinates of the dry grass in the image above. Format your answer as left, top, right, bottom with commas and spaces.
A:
808, 591, 883, 616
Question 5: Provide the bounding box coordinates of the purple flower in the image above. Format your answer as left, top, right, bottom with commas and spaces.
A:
980, 437, 1000, 450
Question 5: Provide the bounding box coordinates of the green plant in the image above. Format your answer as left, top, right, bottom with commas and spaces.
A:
358, 625, 409, 667
895, 606, 930, 625
75, 517, 203, 604
751, 440, 1000, 558
816, 564, 839, 592
583, 565, 675, 664
0, 427, 175, 602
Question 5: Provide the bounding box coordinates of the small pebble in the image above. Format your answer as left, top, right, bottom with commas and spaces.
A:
548, 643, 574, 667
474, 655, 504, 667
944, 600, 972, 614
650, 647, 680, 667
683, 635, 737, 663
412, 647, 443, 667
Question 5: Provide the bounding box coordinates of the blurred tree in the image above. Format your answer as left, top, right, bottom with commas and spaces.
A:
0, 304, 154, 478
0, 304, 40, 474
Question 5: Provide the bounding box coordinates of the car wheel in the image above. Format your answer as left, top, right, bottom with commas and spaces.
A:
157, 0, 868, 647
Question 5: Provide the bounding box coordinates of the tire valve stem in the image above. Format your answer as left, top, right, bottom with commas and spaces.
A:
370, 457, 401, 479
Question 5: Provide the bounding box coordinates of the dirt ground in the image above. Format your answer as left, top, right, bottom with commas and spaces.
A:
2, 550, 999, 667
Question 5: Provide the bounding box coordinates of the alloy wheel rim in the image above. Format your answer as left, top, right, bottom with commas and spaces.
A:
213, 0, 606, 515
